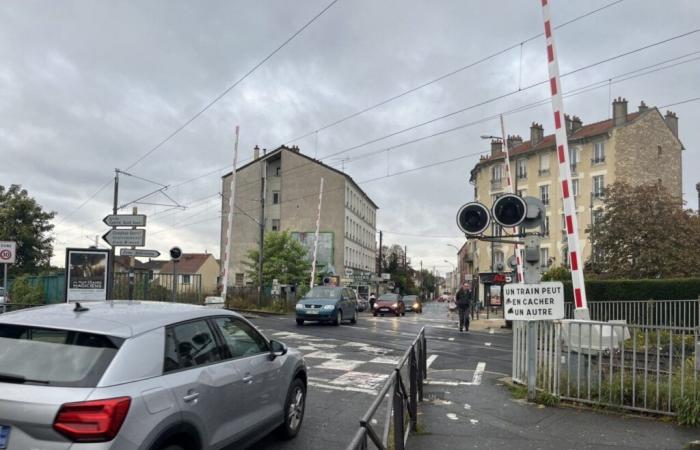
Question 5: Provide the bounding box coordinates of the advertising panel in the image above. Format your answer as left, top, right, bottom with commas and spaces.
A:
290, 232, 334, 267
64, 248, 110, 302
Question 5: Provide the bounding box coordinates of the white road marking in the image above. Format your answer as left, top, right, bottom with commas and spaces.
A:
317, 359, 364, 371
485, 342, 492, 347
465, 362, 486, 386
308, 381, 376, 395
369, 356, 400, 365
426, 355, 438, 368
448, 337, 455, 342
470, 419, 479, 425
305, 351, 343, 360
425, 380, 460, 386
331, 371, 389, 391
464, 403, 471, 410
447, 413, 458, 421
489, 328, 495, 334
342, 342, 366, 347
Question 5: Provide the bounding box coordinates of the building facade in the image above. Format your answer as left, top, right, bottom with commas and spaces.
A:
467, 98, 683, 280
220, 145, 378, 287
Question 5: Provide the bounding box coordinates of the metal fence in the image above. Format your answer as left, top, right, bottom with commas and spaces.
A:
225, 286, 298, 313
513, 318, 700, 416
347, 328, 427, 450
564, 299, 700, 328
112, 272, 203, 304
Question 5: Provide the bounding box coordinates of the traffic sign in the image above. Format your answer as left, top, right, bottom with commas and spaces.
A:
0, 241, 16, 264
344, 268, 354, 277
119, 248, 161, 258
169, 247, 182, 261
504, 282, 564, 321
103, 214, 147, 227
102, 229, 146, 247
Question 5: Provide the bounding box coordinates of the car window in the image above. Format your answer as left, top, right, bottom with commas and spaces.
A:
214, 317, 268, 359
164, 320, 222, 373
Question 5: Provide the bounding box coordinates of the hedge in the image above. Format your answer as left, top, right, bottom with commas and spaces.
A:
562, 278, 700, 302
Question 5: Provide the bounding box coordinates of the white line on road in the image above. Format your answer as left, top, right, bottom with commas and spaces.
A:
308, 381, 377, 395
426, 354, 438, 368
448, 337, 455, 341
465, 362, 486, 386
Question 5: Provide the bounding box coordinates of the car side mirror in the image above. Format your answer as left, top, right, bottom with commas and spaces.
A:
269, 340, 287, 360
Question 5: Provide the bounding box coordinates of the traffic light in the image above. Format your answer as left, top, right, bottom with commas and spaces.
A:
169, 246, 182, 261
456, 202, 491, 236
492, 194, 527, 228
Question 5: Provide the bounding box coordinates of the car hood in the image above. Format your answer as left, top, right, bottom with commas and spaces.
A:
298, 298, 338, 306
376, 299, 399, 306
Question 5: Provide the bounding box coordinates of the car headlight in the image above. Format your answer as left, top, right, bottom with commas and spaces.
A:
295, 303, 305, 310
321, 305, 335, 311
414, 303, 420, 308
392, 303, 398, 308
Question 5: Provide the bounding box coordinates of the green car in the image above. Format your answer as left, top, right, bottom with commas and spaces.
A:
295, 286, 358, 326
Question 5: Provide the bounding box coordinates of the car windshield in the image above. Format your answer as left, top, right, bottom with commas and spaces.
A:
404, 295, 417, 301
304, 287, 342, 299
0, 324, 122, 387
379, 293, 399, 301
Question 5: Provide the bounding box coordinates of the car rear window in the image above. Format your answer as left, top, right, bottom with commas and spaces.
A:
0, 324, 122, 387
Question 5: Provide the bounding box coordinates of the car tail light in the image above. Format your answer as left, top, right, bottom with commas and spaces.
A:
53, 397, 131, 442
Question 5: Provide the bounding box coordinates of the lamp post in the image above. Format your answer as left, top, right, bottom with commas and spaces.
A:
444, 260, 456, 293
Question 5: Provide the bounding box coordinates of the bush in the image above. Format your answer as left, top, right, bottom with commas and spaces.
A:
562, 278, 700, 302
9, 275, 44, 305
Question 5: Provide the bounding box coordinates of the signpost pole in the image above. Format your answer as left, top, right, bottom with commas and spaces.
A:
127, 207, 137, 301
3, 263, 7, 304
172, 261, 177, 303
109, 169, 119, 300
527, 320, 537, 401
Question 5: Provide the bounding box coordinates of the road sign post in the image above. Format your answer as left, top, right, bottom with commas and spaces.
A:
0, 242, 16, 304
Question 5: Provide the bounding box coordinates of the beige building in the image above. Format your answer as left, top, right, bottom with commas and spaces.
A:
467, 98, 683, 277
159, 253, 220, 295
220, 145, 378, 287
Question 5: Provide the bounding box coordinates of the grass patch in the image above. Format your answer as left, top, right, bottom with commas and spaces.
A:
509, 384, 528, 399
536, 391, 560, 407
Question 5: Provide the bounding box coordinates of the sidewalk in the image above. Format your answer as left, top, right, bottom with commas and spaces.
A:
411, 368, 700, 450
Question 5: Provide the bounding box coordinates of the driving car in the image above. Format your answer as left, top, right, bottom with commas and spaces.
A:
356, 297, 370, 312
295, 286, 358, 326
373, 293, 405, 317
403, 295, 422, 313
0, 301, 307, 450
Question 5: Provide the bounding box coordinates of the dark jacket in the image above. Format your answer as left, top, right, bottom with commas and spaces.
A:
455, 288, 472, 310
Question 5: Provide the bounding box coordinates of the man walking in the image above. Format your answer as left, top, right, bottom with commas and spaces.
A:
455, 282, 472, 332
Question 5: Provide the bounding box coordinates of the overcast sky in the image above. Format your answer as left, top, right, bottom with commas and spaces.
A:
1, 0, 698, 274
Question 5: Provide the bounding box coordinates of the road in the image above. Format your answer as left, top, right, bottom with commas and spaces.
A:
248, 302, 512, 450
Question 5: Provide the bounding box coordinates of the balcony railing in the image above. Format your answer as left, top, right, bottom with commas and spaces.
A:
491, 179, 503, 189
538, 168, 550, 176
517, 172, 527, 180
591, 157, 606, 165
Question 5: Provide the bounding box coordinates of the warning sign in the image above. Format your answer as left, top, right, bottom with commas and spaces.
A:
0, 242, 16, 264
504, 282, 564, 321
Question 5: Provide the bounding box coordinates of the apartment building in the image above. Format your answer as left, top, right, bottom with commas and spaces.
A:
220, 145, 378, 287
467, 98, 683, 277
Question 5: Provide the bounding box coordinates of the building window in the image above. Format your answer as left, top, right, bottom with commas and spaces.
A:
593, 142, 605, 164
272, 219, 280, 231
539, 153, 550, 175
235, 273, 244, 287
275, 166, 281, 176
517, 189, 526, 197
592, 208, 604, 225
492, 222, 502, 237
593, 175, 605, 198
272, 191, 280, 204
539, 185, 550, 206
494, 251, 504, 270
569, 147, 580, 172
182, 275, 191, 285
572, 179, 580, 197
517, 159, 527, 179
540, 248, 550, 268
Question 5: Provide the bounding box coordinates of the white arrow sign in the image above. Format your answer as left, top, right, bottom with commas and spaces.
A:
103, 229, 146, 247
103, 214, 147, 227
120, 248, 160, 258
0, 241, 16, 264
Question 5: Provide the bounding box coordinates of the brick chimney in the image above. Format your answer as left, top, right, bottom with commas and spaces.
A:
638, 101, 648, 113
507, 134, 523, 149
490, 139, 503, 157
696, 182, 700, 212
613, 97, 628, 127
564, 114, 573, 135
530, 122, 544, 145
664, 110, 678, 138
571, 116, 583, 133
253, 145, 260, 160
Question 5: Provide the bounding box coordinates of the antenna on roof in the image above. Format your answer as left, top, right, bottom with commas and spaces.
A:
73, 302, 89, 313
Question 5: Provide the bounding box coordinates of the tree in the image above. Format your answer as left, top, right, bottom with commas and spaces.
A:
587, 181, 700, 278
9, 275, 43, 304
244, 231, 310, 285
0, 185, 55, 275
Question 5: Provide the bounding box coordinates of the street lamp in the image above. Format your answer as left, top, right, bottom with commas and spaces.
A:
480, 135, 503, 141
446, 243, 460, 253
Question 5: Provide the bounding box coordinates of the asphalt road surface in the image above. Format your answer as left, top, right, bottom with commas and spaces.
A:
247, 302, 511, 450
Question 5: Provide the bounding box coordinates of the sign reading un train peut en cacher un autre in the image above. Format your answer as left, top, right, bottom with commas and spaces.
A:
504, 281, 565, 321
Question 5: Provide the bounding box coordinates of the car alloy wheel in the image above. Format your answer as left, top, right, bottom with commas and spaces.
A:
278, 378, 306, 439
350, 309, 357, 324
335, 310, 342, 326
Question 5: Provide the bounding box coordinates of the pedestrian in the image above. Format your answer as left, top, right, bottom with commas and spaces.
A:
455, 282, 472, 332
369, 292, 377, 311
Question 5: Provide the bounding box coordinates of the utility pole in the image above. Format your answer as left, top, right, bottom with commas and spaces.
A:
127, 206, 137, 301
108, 169, 120, 300
378, 230, 383, 272
258, 158, 267, 307
404, 245, 407, 271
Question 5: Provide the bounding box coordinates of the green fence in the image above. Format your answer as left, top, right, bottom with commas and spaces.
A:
7, 273, 65, 304
112, 272, 203, 304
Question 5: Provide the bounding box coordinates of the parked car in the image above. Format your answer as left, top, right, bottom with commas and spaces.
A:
296, 286, 357, 326
356, 296, 369, 312
0, 287, 5, 304
0, 301, 307, 450
403, 295, 422, 313
373, 293, 405, 317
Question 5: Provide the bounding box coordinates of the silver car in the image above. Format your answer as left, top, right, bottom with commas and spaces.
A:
0, 301, 307, 450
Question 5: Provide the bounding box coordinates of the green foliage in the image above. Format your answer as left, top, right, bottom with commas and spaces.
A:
561, 278, 700, 302
542, 267, 571, 282
536, 391, 560, 407
0, 185, 55, 275
587, 181, 700, 278
509, 384, 528, 399
9, 275, 43, 304
244, 231, 310, 286
677, 396, 700, 427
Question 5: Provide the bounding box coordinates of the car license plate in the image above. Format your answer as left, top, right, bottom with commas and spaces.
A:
0, 425, 10, 449
380, 308, 389, 312
306, 310, 319, 315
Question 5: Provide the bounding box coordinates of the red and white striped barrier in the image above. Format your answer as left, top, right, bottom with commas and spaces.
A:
221, 125, 240, 300
540, 0, 589, 318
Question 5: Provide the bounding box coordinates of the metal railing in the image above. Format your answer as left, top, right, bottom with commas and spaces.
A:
564, 299, 700, 329
513, 319, 700, 416
0, 303, 42, 314
347, 327, 427, 450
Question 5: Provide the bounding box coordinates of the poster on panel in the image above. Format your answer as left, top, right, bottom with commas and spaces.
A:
65, 248, 110, 302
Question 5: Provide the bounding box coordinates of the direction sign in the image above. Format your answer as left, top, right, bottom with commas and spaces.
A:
119, 248, 161, 258
103, 214, 147, 227
0, 241, 16, 264
504, 282, 564, 321
102, 229, 146, 247
344, 268, 354, 277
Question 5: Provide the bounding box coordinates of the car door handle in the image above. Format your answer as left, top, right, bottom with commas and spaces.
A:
183, 392, 199, 402
242, 375, 254, 384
